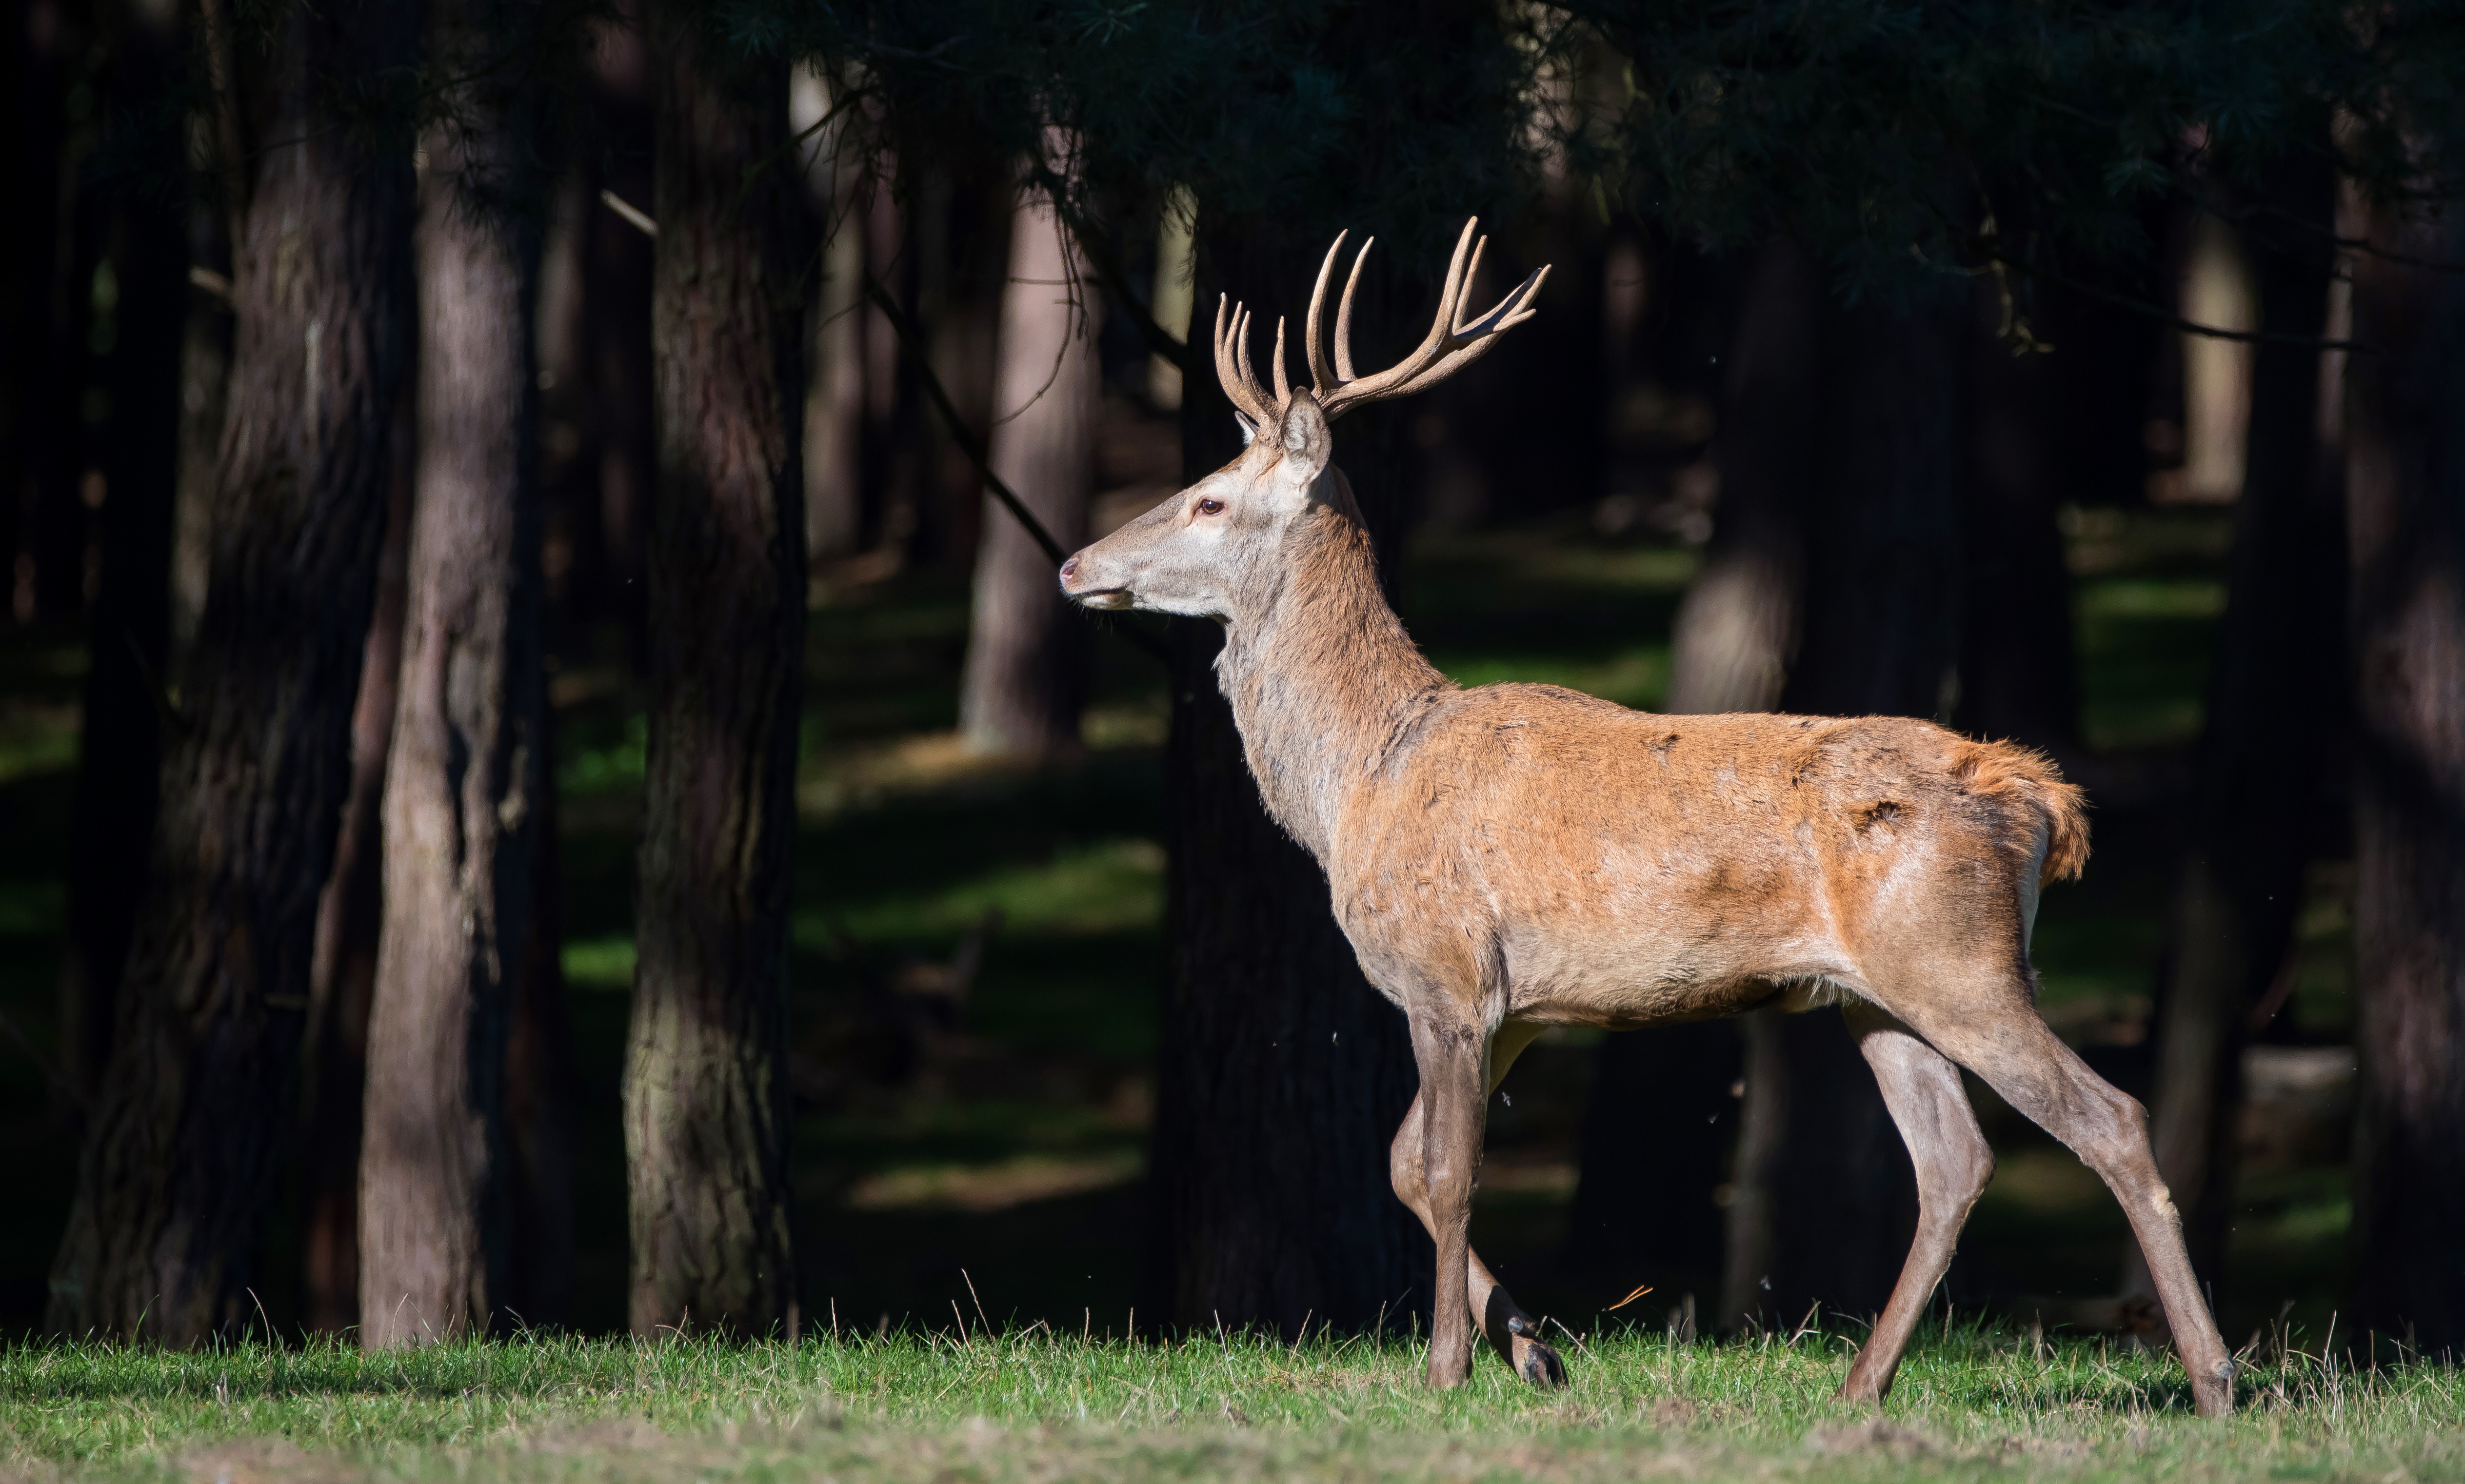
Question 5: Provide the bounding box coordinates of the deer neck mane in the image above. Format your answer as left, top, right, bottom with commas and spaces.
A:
1214, 496, 1450, 860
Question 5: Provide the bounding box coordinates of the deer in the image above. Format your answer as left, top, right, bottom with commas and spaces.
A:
1058, 219, 2237, 1418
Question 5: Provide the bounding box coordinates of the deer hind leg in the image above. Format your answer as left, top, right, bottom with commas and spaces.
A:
1878, 982, 2237, 1418
1389, 1020, 1564, 1387
1837, 1000, 1994, 1403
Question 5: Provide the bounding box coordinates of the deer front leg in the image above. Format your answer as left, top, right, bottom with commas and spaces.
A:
1408, 1008, 1488, 1388
1390, 1022, 1565, 1386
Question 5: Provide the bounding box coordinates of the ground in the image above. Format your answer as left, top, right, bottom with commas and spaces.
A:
4, 1327, 2458, 1482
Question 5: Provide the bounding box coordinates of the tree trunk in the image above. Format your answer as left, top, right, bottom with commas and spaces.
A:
958, 165, 1091, 759
1724, 281, 1967, 1331
1141, 221, 1428, 1337
358, 0, 546, 1345
13, 0, 99, 628
58, 0, 188, 1103
1956, 277, 2082, 754
299, 452, 410, 1333
44, 0, 416, 1344
1663, 240, 1820, 716
623, 19, 802, 1338
2129, 160, 2344, 1306
2346, 178, 2465, 1355
1571, 241, 1818, 1312
505, 750, 577, 1329
794, 63, 865, 568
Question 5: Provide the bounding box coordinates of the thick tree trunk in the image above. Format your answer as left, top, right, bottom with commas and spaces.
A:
2346, 183, 2465, 1354
1142, 222, 1428, 1337
358, 0, 547, 1345
1663, 241, 1820, 716
44, 0, 415, 1344
168, 198, 234, 680
2129, 161, 2343, 1305
623, 19, 803, 1338
1724, 282, 1966, 1331
958, 170, 1092, 759
299, 460, 409, 1333
58, 0, 188, 1102
1571, 242, 1817, 1310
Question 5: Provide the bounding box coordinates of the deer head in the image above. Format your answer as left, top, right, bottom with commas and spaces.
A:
1059, 218, 1548, 620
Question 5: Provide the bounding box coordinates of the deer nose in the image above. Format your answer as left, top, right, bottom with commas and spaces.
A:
1059, 555, 1080, 584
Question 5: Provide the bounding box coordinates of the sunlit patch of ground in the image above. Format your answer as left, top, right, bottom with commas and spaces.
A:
5, 1331, 2459, 1483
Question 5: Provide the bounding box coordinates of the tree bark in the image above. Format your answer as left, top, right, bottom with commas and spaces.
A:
299, 452, 409, 1333
958, 166, 1091, 759
358, 0, 547, 1345
2346, 178, 2465, 1354
2128, 158, 2344, 1306
44, 0, 416, 1344
1723, 280, 1967, 1331
623, 17, 803, 1338
1571, 242, 1818, 1310
1141, 221, 1429, 1337
794, 63, 865, 568
58, 0, 188, 1103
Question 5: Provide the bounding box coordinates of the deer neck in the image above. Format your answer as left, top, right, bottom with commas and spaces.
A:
1213, 501, 1449, 861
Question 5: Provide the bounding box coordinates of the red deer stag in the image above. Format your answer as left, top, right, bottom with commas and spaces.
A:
1059, 220, 2235, 1418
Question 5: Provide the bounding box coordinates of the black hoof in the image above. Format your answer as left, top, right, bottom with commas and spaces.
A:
1516, 1338, 1568, 1388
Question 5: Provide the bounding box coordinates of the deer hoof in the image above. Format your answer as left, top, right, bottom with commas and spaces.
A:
1512, 1335, 1568, 1388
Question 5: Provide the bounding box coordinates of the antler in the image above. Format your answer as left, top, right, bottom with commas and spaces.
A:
1209, 217, 1549, 431
1310, 218, 1548, 420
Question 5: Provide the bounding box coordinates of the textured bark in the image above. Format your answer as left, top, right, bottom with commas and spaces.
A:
1142, 223, 1428, 1336
958, 172, 1092, 758
45, 0, 415, 1344
623, 21, 803, 1338
2346, 183, 2465, 1354
359, 0, 547, 1345
1724, 282, 1967, 1331
58, 0, 188, 1102
168, 199, 234, 679
2130, 158, 2343, 1304
299, 462, 409, 1333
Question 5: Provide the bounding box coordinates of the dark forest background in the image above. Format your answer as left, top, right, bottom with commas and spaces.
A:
1, 0, 2463, 1362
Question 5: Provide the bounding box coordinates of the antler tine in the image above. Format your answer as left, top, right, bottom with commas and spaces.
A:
1318, 218, 1547, 420
1271, 316, 1292, 406
1213, 294, 1278, 427
1333, 237, 1373, 382
1306, 231, 1349, 397
1386, 264, 1553, 400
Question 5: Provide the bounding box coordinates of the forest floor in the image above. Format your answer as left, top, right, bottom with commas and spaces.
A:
4, 1326, 2460, 1483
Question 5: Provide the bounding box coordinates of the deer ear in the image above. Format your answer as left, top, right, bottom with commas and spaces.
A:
1276, 393, 1332, 486
1233, 410, 1258, 447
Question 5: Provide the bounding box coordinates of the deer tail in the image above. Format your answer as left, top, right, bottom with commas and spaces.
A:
1951, 739, 2091, 885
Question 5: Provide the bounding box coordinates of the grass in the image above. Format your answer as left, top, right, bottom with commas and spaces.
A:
3, 1327, 2460, 1482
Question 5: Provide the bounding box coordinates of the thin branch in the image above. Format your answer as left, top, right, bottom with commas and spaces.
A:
862, 274, 1172, 664
1989, 251, 2370, 352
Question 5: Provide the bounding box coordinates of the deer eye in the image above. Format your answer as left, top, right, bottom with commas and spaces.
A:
1196, 498, 1225, 516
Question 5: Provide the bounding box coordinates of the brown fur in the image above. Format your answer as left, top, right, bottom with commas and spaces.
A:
1058, 259, 2233, 1418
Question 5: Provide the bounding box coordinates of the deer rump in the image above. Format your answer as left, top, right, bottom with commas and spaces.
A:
1325, 693, 2089, 1029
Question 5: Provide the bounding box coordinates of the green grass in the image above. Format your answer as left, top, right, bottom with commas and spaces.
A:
4, 1329, 2459, 1482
